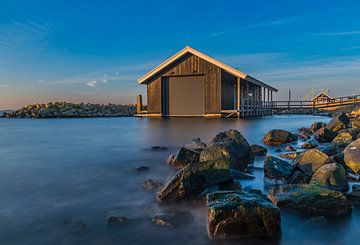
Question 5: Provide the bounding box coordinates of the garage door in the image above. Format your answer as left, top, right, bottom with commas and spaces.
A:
168, 76, 205, 116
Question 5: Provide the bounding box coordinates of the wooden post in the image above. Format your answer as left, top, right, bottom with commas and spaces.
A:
237, 77, 241, 118
136, 94, 143, 114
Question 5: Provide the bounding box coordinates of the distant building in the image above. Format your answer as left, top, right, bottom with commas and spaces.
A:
312, 91, 332, 105
137, 46, 277, 117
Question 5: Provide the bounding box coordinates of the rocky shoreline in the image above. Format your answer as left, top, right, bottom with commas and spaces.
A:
129, 108, 360, 241
1, 102, 136, 118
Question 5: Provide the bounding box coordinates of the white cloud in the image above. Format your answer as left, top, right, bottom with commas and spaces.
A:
0, 84, 8, 87
314, 30, 360, 36
102, 79, 107, 83
86, 80, 97, 88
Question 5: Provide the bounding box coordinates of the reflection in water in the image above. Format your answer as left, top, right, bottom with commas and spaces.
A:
0, 115, 357, 245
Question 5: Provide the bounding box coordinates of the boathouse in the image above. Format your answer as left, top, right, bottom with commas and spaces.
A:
137, 46, 278, 117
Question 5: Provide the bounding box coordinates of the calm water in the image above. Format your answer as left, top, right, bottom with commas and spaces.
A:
0, 115, 359, 245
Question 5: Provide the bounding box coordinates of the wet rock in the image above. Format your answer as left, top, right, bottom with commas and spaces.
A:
310, 163, 349, 192
151, 146, 168, 151
230, 169, 256, 180
107, 216, 128, 225
152, 211, 193, 227
279, 152, 300, 160
275, 148, 282, 153
332, 152, 346, 166
287, 170, 310, 184
352, 119, 360, 129
344, 139, 360, 173
332, 132, 355, 148
167, 147, 199, 169
251, 144, 268, 157
143, 179, 163, 191
318, 143, 341, 156
299, 127, 311, 134
264, 156, 294, 184
207, 190, 281, 239
346, 184, 360, 204
294, 149, 333, 177
301, 139, 319, 149
268, 184, 352, 217
157, 158, 233, 202
135, 166, 149, 172
298, 133, 311, 140
326, 112, 350, 132
285, 144, 297, 152
218, 181, 243, 191
310, 122, 327, 133
184, 138, 207, 153
263, 129, 298, 146
314, 127, 337, 143
200, 130, 254, 171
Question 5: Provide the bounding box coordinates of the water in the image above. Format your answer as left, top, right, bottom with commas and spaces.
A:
0, 115, 359, 245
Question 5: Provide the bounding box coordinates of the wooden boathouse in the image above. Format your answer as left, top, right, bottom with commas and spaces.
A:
137, 46, 278, 117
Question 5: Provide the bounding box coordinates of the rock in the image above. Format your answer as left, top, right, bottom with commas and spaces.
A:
318, 143, 341, 156
268, 184, 352, 217
262, 129, 298, 146
352, 119, 360, 129
326, 112, 350, 132
184, 138, 207, 153
285, 144, 297, 152
135, 166, 149, 171
107, 216, 128, 225
200, 130, 254, 171
346, 184, 360, 204
264, 156, 294, 184
314, 127, 337, 143
344, 139, 360, 173
299, 127, 311, 134
143, 179, 163, 191
251, 144, 268, 157
207, 190, 281, 239
310, 122, 327, 133
151, 146, 168, 151
275, 148, 282, 153
167, 147, 199, 169
298, 133, 311, 140
332, 132, 355, 148
218, 181, 243, 191
230, 169, 256, 180
301, 139, 319, 149
152, 211, 193, 227
279, 152, 300, 160
294, 149, 333, 177
287, 170, 310, 184
332, 152, 346, 166
157, 158, 233, 202
310, 163, 349, 192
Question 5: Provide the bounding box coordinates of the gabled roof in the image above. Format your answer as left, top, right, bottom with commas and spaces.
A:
312, 91, 332, 100
137, 46, 278, 92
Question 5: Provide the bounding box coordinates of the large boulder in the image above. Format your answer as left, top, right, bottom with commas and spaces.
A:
332, 132, 356, 149
310, 122, 327, 133
310, 163, 349, 192
268, 184, 353, 217
326, 112, 350, 132
294, 149, 333, 177
264, 156, 294, 184
318, 143, 341, 156
279, 152, 300, 160
346, 184, 360, 204
167, 147, 200, 169
344, 139, 360, 173
262, 129, 298, 146
207, 190, 281, 239
157, 159, 233, 202
314, 127, 337, 143
352, 119, 360, 129
301, 139, 319, 149
251, 144, 268, 157
200, 130, 254, 171
184, 138, 207, 153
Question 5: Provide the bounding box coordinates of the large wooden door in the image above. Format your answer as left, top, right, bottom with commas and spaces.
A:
165, 75, 205, 116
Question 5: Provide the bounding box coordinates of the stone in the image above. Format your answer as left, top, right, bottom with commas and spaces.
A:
310, 163, 349, 192
251, 144, 268, 157
151, 146, 168, 151
207, 190, 281, 239
294, 149, 333, 177
264, 156, 294, 184
285, 144, 297, 152
310, 122, 327, 133
262, 129, 298, 146
314, 127, 337, 143
200, 130, 254, 171
157, 158, 233, 202
318, 143, 341, 156
299, 127, 311, 134
332, 132, 355, 148
135, 166, 149, 171
287, 170, 310, 184
107, 216, 128, 225
152, 211, 193, 227
346, 184, 360, 204
230, 169, 256, 180
268, 184, 352, 217
143, 179, 163, 192
301, 139, 319, 149
326, 112, 350, 132
279, 152, 300, 160
352, 119, 360, 129
184, 138, 207, 153
167, 147, 200, 169
344, 139, 360, 173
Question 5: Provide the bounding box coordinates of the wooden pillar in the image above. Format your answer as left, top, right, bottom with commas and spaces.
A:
246, 81, 249, 117
136, 94, 143, 114
237, 77, 241, 118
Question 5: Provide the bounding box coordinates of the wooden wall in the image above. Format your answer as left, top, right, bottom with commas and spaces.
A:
221, 70, 237, 110
145, 53, 221, 114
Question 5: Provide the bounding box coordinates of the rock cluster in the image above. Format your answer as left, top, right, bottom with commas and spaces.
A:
1, 102, 136, 118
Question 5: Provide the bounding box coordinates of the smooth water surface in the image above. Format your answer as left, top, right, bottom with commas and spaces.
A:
0, 115, 358, 245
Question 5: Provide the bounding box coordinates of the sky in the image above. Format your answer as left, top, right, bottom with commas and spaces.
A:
1, 0, 360, 109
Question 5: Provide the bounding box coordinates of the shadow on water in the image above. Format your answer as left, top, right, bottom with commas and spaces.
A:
1, 115, 357, 245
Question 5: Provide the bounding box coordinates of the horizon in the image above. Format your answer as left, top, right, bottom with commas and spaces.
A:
2, 0, 360, 110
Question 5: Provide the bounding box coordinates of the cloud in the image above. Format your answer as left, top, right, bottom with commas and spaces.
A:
314, 30, 360, 36
0, 84, 8, 87
86, 80, 97, 88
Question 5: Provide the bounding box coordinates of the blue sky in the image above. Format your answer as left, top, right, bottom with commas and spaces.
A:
1, 0, 360, 109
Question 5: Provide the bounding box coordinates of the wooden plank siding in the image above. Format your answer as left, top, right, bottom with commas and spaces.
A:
146, 53, 221, 115
221, 70, 237, 110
